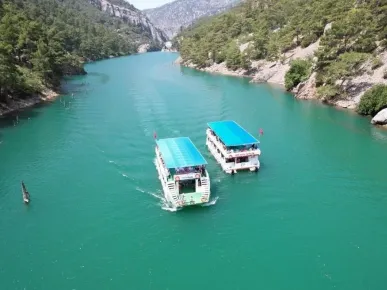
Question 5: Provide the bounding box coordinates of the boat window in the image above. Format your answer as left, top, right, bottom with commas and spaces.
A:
236, 156, 249, 163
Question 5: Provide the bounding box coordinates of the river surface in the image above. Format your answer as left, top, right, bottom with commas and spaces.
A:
1, 52, 387, 290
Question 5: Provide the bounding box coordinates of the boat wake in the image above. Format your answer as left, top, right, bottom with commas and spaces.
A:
201, 196, 219, 207
121, 173, 130, 178
161, 204, 180, 212
135, 186, 181, 212
135, 187, 164, 200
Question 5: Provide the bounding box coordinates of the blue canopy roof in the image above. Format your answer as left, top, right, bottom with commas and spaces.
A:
207, 120, 259, 147
156, 137, 207, 169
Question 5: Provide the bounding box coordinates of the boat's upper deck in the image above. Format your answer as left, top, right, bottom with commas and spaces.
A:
207, 120, 259, 148
156, 137, 207, 169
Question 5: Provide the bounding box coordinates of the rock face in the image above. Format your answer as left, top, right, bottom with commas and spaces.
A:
339, 51, 387, 108
371, 109, 387, 125
137, 44, 150, 53
88, 0, 168, 44
144, 0, 240, 39
250, 40, 320, 86
162, 41, 178, 52
292, 72, 317, 100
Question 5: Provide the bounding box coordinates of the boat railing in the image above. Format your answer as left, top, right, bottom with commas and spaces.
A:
206, 129, 261, 157
155, 148, 171, 178
174, 171, 203, 181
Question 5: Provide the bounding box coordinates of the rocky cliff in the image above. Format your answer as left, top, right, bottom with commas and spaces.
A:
144, 0, 240, 39
88, 0, 168, 45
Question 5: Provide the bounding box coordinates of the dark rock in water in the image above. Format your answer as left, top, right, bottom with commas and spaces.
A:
62, 64, 87, 76
21, 181, 30, 204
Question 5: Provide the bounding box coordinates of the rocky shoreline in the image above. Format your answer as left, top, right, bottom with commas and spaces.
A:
0, 62, 88, 118
0, 89, 59, 117
175, 40, 387, 127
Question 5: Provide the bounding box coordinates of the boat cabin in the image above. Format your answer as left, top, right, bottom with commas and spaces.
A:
206, 120, 261, 174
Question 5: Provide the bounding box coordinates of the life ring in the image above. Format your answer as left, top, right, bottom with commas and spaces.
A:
195, 173, 200, 179
175, 176, 180, 181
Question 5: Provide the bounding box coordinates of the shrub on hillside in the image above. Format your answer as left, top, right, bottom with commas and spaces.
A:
357, 85, 387, 115
285, 59, 312, 90
316, 85, 339, 100
319, 52, 370, 87
383, 69, 387, 79
371, 57, 383, 70
301, 34, 318, 48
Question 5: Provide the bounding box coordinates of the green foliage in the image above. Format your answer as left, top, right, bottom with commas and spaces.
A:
17, 66, 44, 94
177, 0, 387, 96
357, 85, 387, 115
301, 34, 318, 48
225, 42, 249, 70
317, 85, 339, 100
178, 0, 359, 67
384, 69, 387, 79
319, 52, 370, 87
285, 59, 312, 90
0, 0, 149, 103
371, 57, 383, 70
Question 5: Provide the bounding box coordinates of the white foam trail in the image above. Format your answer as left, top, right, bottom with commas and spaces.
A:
135, 187, 180, 212
122, 173, 129, 178
201, 196, 219, 207
109, 160, 115, 164
135, 187, 164, 201
135, 186, 146, 193
161, 205, 178, 212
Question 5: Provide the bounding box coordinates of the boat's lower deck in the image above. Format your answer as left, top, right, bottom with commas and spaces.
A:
206, 139, 260, 174
155, 150, 211, 208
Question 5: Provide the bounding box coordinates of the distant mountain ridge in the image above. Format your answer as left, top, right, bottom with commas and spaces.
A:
144, 0, 240, 39
89, 0, 168, 44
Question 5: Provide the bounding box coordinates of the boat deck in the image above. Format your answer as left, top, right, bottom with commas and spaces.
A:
207, 120, 259, 147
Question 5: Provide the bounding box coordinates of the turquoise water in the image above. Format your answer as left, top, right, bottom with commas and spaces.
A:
1, 52, 387, 289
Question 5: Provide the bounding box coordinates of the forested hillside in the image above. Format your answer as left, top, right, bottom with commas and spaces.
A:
177, 0, 387, 119
0, 0, 155, 109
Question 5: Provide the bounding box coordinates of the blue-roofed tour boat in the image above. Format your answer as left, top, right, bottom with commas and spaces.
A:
155, 137, 211, 208
206, 120, 261, 174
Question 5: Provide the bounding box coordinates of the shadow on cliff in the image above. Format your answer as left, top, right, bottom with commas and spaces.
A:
346, 81, 373, 99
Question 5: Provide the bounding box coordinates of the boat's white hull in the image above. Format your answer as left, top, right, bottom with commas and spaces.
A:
155, 148, 211, 208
